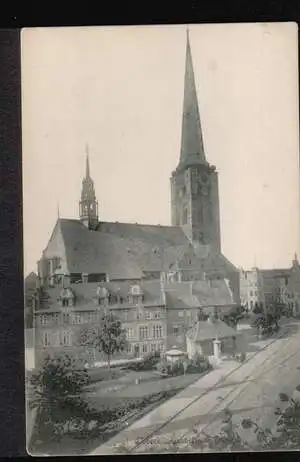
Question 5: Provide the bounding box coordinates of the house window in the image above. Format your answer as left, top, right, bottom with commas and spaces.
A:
127, 343, 133, 353
153, 324, 162, 339
250, 291, 253, 297
126, 328, 134, 339
42, 332, 51, 346
40, 314, 47, 325
145, 311, 151, 320
142, 343, 148, 353
60, 331, 71, 346
151, 344, 156, 352
173, 325, 179, 335
178, 311, 184, 318
154, 311, 161, 319
158, 343, 164, 351
63, 313, 70, 324
123, 309, 129, 321
134, 295, 141, 304
54, 313, 60, 324
139, 326, 148, 340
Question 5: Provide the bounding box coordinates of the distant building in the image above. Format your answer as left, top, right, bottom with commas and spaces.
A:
239, 267, 264, 312
286, 254, 300, 317
25, 272, 38, 329
240, 264, 294, 314
32, 30, 240, 366
260, 268, 290, 311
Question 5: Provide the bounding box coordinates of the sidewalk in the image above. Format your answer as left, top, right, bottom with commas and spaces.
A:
91, 321, 293, 455
91, 360, 238, 454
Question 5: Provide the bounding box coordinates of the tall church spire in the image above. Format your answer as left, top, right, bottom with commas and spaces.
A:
179, 28, 206, 169
170, 29, 221, 251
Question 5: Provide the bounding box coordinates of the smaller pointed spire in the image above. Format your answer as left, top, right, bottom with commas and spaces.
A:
85, 144, 90, 179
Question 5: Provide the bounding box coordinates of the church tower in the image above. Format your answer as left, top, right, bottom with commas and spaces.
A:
170, 29, 221, 252
79, 146, 99, 229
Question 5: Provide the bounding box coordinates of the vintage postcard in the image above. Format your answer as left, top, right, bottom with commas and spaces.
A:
22, 23, 299, 455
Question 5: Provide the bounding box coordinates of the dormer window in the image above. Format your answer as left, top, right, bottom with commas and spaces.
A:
130, 284, 143, 295
97, 285, 109, 306
59, 287, 75, 307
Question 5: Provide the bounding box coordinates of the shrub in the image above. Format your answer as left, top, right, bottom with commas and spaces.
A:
127, 351, 161, 371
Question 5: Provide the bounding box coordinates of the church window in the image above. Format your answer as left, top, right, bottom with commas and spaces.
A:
145, 311, 151, 320
151, 343, 156, 352
154, 311, 161, 319
182, 208, 188, 225
178, 311, 184, 317
158, 343, 164, 351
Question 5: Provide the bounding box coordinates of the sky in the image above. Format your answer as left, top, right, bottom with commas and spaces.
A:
22, 23, 299, 276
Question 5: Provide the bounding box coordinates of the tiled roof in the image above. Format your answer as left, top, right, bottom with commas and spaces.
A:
36, 280, 164, 312
261, 269, 291, 279
58, 219, 188, 276
98, 221, 186, 246
59, 220, 143, 278
164, 279, 235, 309
187, 319, 239, 342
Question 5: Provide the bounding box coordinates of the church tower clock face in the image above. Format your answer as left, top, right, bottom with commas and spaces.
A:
199, 172, 209, 185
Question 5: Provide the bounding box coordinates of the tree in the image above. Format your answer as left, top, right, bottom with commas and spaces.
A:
221, 305, 245, 329
81, 312, 127, 378
28, 354, 90, 445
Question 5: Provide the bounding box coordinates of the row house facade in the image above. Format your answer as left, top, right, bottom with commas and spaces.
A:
32, 273, 236, 367
33, 279, 168, 366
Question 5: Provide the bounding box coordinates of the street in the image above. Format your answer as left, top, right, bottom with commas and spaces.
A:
92, 318, 300, 454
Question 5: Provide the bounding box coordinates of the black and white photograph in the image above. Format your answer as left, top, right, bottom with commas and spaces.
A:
22, 23, 299, 455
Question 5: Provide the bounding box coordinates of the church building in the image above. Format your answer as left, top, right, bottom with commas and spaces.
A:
33, 30, 240, 365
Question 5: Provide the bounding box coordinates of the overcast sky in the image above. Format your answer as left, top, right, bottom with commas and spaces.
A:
22, 23, 299, 276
